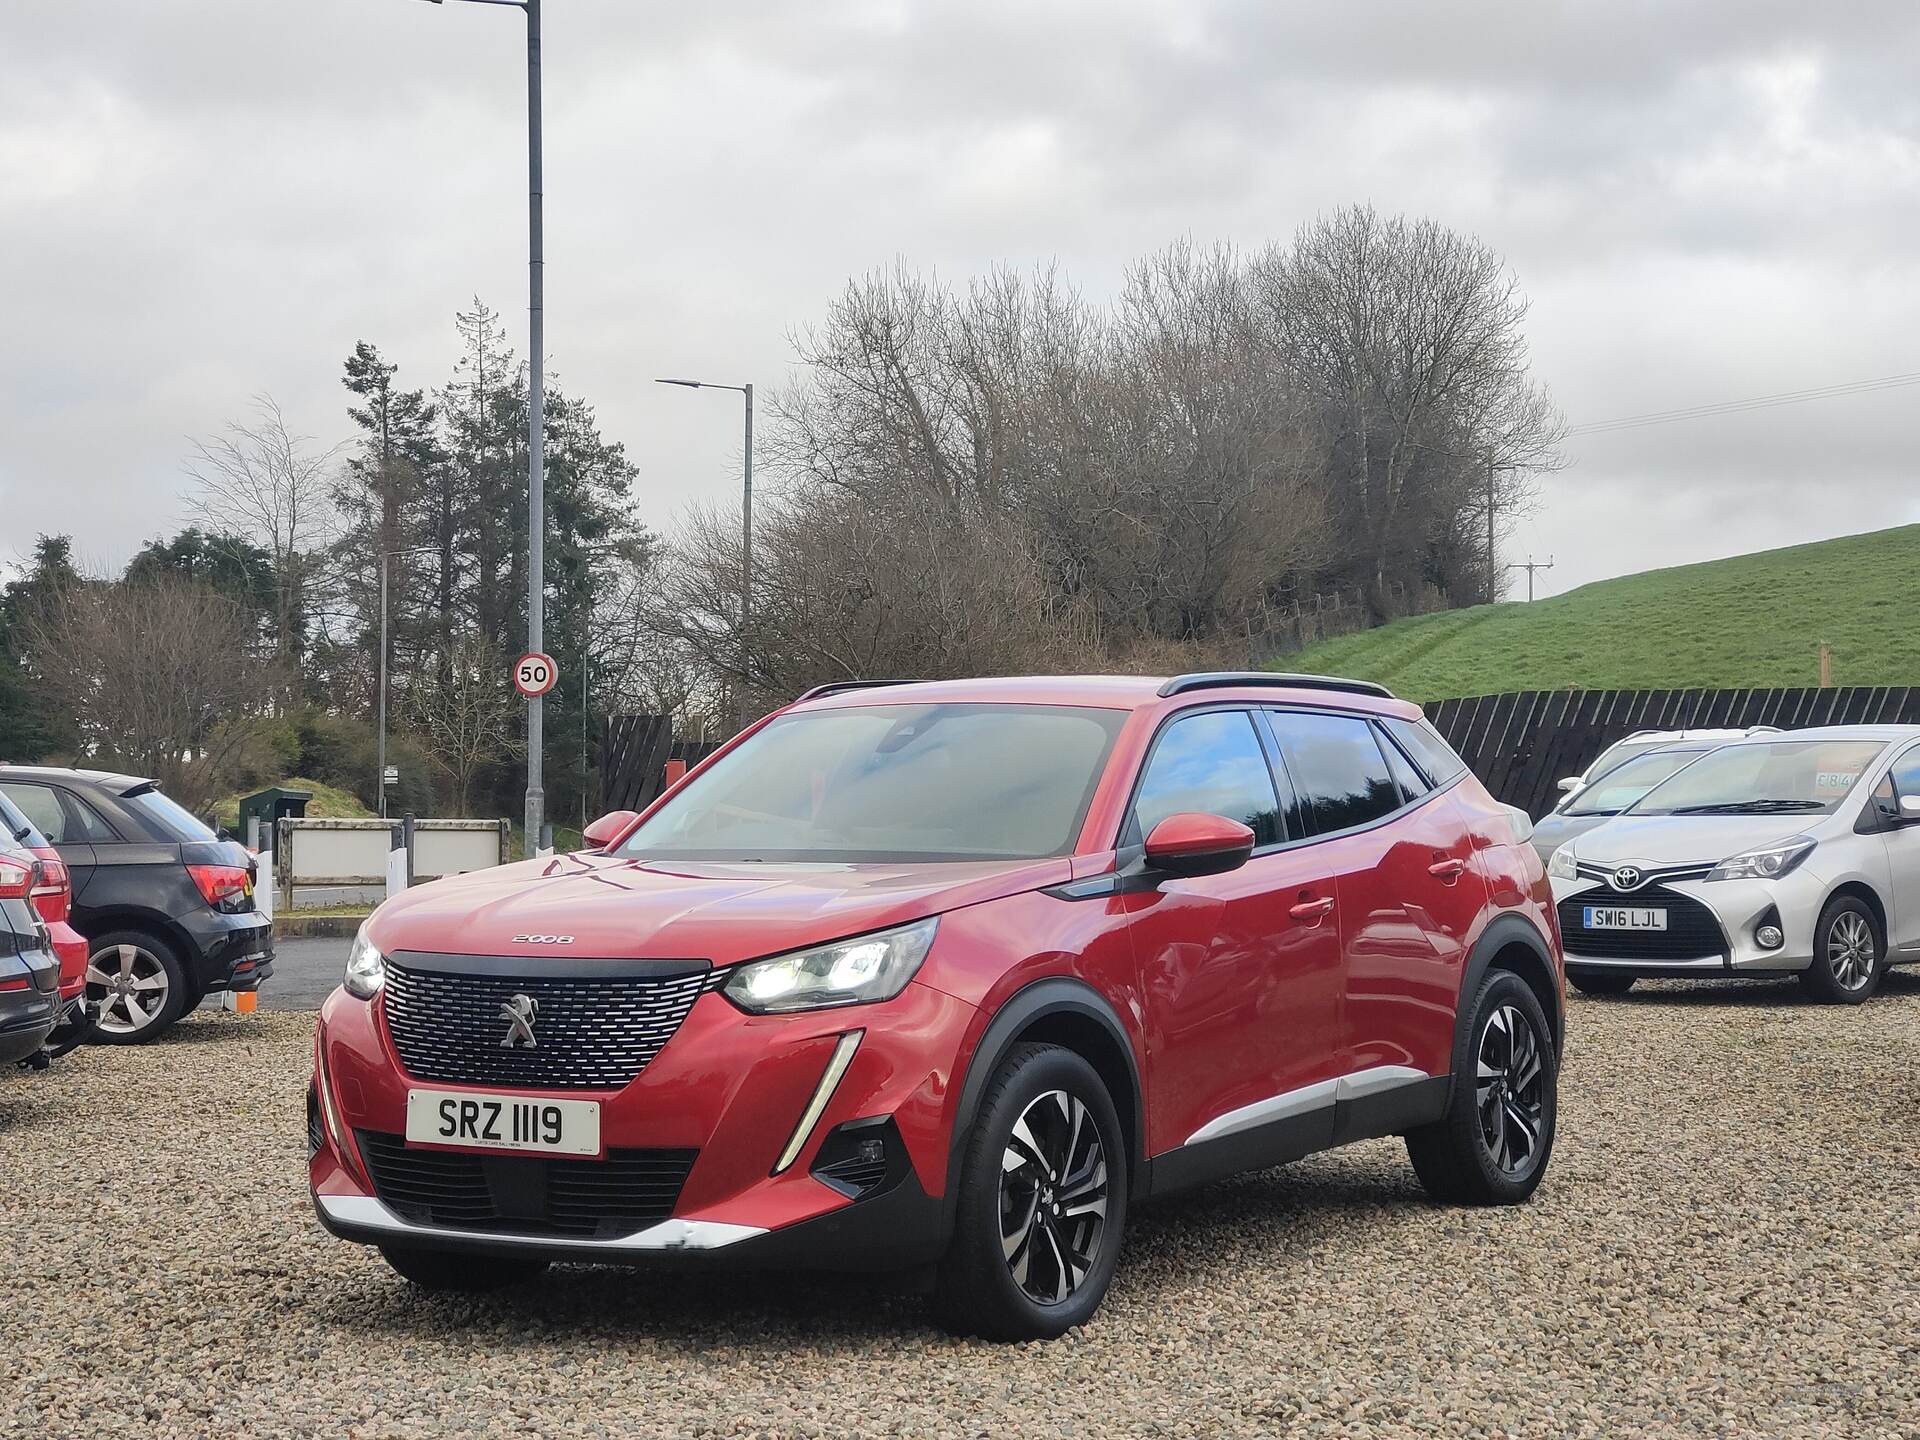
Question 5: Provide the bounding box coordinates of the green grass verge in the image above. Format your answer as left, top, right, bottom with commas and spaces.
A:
212, 777, 373, 833
1279, 524, 1920, 701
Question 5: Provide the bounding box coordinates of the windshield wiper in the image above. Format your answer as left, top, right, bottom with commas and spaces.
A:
1668, 799, 1826, 815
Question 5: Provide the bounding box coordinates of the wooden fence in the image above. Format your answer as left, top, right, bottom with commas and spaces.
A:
597, 715, 723, 814
1426, 686, 1920, 819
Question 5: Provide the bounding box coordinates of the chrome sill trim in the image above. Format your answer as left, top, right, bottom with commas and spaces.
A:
1183, 1065, 1431, 1147
315, 1193, 766, 1251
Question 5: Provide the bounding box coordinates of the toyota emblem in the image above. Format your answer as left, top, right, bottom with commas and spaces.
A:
1609, 865, 1644, 892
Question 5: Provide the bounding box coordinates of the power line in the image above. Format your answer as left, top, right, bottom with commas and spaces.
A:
1571, 370, 1920, 435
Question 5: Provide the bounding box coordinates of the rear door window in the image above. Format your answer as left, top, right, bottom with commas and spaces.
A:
1132, 710, 1284, 847
1374, 724, 1432, 803
1270, 711, 1404, 836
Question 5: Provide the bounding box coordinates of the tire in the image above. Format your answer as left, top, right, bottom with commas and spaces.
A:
1569, 971, 1636, 997
933, 1043, 1128, 1341
380, 1245, 549, 1292
84, 931, 190, 1044
1406, 969, 1558, 1205
1799, 896, 1884, 1005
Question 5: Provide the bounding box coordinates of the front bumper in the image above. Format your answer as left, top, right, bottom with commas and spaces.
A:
1551, 871, 1821, 976
309, 976, 971, 1271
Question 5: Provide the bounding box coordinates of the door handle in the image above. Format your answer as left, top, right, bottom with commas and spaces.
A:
1428, 858, 1466, 882
1289, 896, 1336, 923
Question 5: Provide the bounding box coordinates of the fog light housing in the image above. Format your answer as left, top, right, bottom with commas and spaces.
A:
811, 1116, 904, 1200
1756, 924, 1784, 950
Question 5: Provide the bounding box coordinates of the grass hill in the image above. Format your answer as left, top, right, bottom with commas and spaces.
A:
1281, 523, 1920, 700
210, 777, 373, 834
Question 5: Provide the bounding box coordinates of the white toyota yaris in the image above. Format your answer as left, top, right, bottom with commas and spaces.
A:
1548, 726, 1920, 1003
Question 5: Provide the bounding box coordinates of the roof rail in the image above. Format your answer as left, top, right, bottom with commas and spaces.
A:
792, 679, 924, 704
1157, 672, 1395, 700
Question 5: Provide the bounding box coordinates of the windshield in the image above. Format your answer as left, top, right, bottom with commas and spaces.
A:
1564, 749, 1709, 815
1628, 740, 1887, 817
617, 702, 1127, 862
1583, 738, 1668, 780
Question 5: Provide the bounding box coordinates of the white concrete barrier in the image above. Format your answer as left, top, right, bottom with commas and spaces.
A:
276, 818, 512, 909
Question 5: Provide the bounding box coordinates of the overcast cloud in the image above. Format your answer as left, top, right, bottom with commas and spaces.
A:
4, 1, 1917, 597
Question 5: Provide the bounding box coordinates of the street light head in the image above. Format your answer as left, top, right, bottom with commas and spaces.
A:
655, 378, 703, 389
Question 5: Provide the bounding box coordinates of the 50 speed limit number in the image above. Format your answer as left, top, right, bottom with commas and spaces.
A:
513, 652, 558, 698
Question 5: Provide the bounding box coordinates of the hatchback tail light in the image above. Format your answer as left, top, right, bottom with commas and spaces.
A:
28, 853, 71, 924
0, 855, 33, 901
188, 863, 254, 913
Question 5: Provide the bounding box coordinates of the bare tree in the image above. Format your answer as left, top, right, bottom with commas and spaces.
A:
183, 394, 342, 673
404, 633, 521, 817
1255, 205, 1566, 617
22, 577, 277, 810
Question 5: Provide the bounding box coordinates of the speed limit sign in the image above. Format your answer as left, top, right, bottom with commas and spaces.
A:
513, 652, 558, 698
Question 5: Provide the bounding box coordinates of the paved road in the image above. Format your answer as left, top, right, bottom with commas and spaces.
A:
261, 935, 348, 1011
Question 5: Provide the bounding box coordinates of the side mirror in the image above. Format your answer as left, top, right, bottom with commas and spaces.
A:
581, 810, 640, 851
1556, 776, 1582, 794
1901, 795, 1920, 823
1143, 812, 1256, 880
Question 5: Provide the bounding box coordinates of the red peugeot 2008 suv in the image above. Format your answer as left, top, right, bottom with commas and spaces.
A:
311, 673, 1563, 1339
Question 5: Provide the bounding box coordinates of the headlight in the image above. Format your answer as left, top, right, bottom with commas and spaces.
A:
1705, 837, 1815, 883
343, 923, 386, 1000
1547, 845, 1579, 880
722, 918, 938, 1015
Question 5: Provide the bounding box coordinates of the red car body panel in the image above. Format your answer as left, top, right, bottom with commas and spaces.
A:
26, 845, 86, 1002
310, 674, 1563, 1268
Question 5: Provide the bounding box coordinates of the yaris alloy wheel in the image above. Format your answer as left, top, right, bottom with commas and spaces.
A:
1802, 897, 1884, 1005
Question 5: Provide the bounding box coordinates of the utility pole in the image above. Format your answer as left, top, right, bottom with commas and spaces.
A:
1485, 453, 1496, 603
1506, 556, 1555, 603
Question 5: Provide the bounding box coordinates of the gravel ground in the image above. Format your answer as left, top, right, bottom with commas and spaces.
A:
3, 976, 1918, 1439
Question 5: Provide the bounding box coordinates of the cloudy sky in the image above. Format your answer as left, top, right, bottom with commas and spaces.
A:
4, 1, 1916, 598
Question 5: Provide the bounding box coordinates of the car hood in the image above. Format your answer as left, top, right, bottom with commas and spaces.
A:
1562, 813, 1820, 869
365, 849, 1075, 968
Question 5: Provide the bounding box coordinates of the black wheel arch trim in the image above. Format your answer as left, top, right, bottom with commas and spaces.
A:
1460, 912, 1563, 1059
943, 976, 1148, 1224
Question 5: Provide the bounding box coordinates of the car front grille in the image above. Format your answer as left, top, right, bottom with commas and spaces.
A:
380, 957, 712, 1091
1558, 885, 1728, 961
356, 1131, 697, 1239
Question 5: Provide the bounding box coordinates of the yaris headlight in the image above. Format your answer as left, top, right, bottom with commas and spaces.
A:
722, 918, 938, 1015
1705, 837, 1815, 883
343, 922, 387, 1000
1547, 845, 1579, 880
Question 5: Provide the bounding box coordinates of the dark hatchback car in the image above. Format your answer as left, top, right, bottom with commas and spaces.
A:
0, 826, 59, 1066
0, 767, 273, 1043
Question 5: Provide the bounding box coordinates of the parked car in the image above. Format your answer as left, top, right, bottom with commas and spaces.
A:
311, 673, 1564, 1339
1529, 741, 1724, 865
1549, 725, 1920, 1001
1553, 726, 1779, 805
0, 826, 60, 1068
0, 767, 273, 1043
0, 787, 90, 1057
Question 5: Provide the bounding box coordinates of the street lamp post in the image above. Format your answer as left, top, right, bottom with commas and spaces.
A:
656, 378, 753, 719
415, 0, 547, 856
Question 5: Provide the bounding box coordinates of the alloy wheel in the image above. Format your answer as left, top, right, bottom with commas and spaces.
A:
1476, 1004, 1546, 1175
1827, 911, 1876, 991
87, 944, 169, 1037
998, 1089, 1108, 1305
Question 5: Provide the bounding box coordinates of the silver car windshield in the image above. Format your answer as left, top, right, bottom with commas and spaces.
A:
1627, 740, 1886, 817
1563, 749, 1708, 816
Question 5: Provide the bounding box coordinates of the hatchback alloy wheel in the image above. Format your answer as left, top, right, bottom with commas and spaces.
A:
999, 1089, 1109, 1306
1826, 911, 1876, 992
1476, 1003, 1546, 1176
88, 943, 170, 1037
